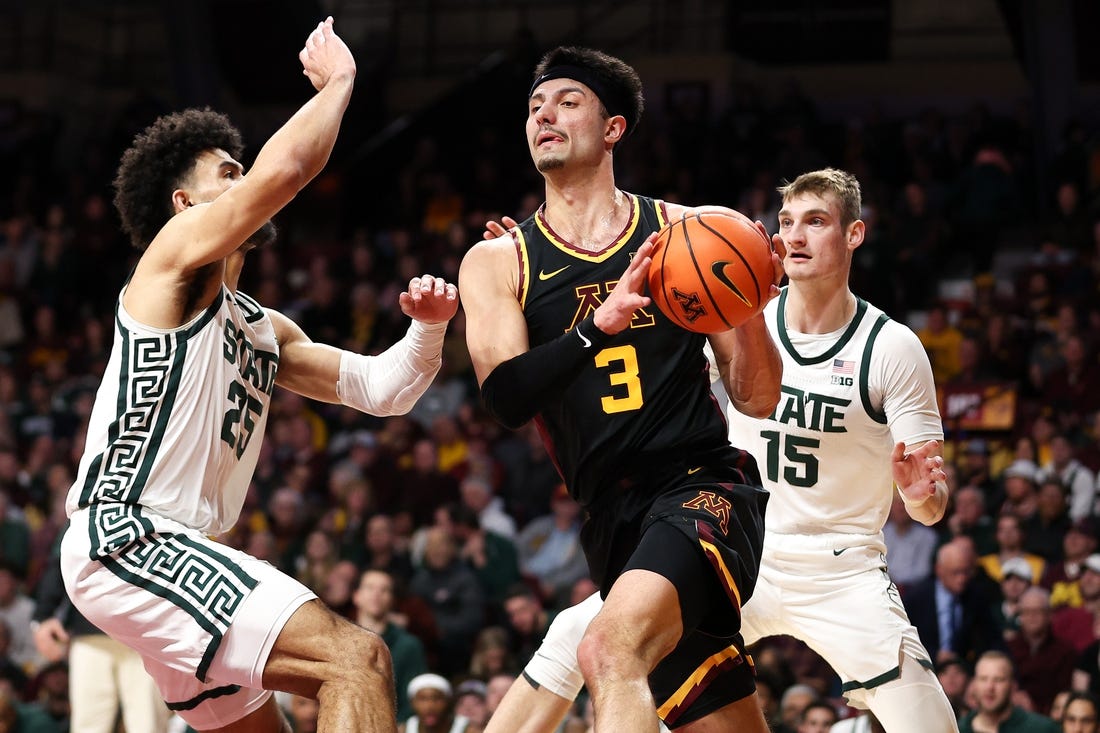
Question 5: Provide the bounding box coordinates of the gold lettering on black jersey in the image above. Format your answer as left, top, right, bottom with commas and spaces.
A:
566, 281, 656, 333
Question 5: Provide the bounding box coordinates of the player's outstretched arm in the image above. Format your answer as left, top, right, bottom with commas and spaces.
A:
892, 439, 949, 525
154, 17, 356, 272
270, 274, 457, 415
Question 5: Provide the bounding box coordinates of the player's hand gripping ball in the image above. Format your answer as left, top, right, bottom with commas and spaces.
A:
647, 207, 774, 333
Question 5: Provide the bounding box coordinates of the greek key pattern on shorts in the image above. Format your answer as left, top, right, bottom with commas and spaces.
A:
79, 328, 186, 508
102, 526, 257, 681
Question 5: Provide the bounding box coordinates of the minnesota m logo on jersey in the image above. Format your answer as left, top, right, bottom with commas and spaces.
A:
566, 281, 656, 332
682, 490, 732, 534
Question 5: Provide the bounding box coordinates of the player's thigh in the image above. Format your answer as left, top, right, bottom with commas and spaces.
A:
485, 676, 576, 733
588, 568, 682, 663
677, 694, 769, 733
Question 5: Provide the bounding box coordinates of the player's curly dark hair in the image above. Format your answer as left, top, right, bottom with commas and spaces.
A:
532, 46, 644, 137
112, 108, 244, 250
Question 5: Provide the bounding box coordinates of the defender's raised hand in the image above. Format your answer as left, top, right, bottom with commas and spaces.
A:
399, 274, 459, 324
299, 16, 356, 91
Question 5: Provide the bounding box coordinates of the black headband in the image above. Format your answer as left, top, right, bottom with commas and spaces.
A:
529, 64, 635, 134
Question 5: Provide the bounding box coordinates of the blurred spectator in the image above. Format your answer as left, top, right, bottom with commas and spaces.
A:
515, 484, 589, 607
467, 627, 515, 681
795, 700, 837, 733
883, 492, 938, 592
1049, 570, 1099, 654
362, 514, 416, 583
1000, 459, 1042, 521
0, 683, 60, 733
318, 559, 359, 619
1007, 588, 1077, 715
266, 486, 309, 574
400, 673, 474, 733
453, 679, 489, 729
0, 620, 28, 699
484, 672, 516, 720
995, 556, 1036, 641
905, 539, 1002, 665
1038, 434, 1097, 522
408, 526, 484, 676
0, 259, 24, 354
0, 494, 29, 578
501, 584, 553, 668
1039, 336, 1100, 434
942, 485, 997, 555
959, 651, 1060, 732
352, 569, 428, 723
458, 476, 515, 540
449, 503, 520, 607
778, 684, 817, 733
1061, 691, 1100, 733
937, 655, 973, 719
287, 694, 319, 733
917, 303, 963, 384
979, 513, 1047, 583
0, 565, 38, 672
493, 423, 560, 528
295, 529, 339, 595
1025, 479, 1074, 563
1072, 558, 1100, 696
395, 439, 460, 530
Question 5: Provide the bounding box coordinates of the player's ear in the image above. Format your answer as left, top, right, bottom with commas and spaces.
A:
605, 115, 627, 144
171, 188, 191, 214
847, 220, 866, 251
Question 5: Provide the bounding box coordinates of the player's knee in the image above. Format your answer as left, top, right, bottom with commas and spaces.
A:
329, 627, 393, 686
577, 617, 669, 682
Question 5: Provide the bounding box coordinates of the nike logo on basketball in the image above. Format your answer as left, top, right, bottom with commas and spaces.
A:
539, 265, 571, 281
833, 548, 849, 556
710, 261, 753, 307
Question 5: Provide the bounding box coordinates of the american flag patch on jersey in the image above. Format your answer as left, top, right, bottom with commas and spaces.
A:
832, 359, 855, 375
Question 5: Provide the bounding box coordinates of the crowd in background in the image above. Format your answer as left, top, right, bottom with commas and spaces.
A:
1, 68, 1100, 732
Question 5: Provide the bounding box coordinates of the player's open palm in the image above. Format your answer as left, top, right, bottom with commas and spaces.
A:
892, 440, 946, 507
299, 17, 356, 91
399, 274, 459, 324
593, 236, 655, 335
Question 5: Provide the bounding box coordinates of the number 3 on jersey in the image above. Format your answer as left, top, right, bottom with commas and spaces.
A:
761, 430, 820, 487
595, 345, 643, 414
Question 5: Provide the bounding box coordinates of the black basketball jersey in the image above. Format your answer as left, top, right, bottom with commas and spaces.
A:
515, 193, 740, 510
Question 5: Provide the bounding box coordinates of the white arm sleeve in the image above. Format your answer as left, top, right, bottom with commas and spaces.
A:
336, 320, 447, 416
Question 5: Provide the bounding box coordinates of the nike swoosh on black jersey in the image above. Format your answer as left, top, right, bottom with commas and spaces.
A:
538, 265, 571, 281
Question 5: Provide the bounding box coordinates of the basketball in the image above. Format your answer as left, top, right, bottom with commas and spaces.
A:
647, 208, 774, 333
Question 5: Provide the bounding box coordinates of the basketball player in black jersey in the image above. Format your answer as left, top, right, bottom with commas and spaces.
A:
459, 47, 784, 731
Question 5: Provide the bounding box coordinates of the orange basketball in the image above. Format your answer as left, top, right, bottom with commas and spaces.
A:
647, 208, 774, 333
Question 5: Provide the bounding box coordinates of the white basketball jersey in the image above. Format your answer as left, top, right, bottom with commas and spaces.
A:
726, 290, 942, 537
67, 286, 278, 540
